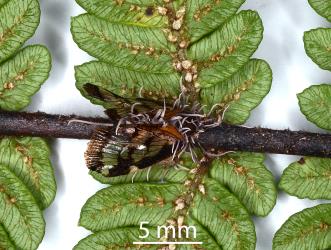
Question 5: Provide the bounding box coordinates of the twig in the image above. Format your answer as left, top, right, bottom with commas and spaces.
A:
0, 111, 330, 158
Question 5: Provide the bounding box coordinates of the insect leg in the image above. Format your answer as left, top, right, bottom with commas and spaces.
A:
160, 167, 171, 183
146, 166, 152, 182
68, 119, 114, 127
115, 118, 126, 135
130, 102, 142, 114
189, 144, 198, 163
197, 142, 234, 158
138, 86, 144, 98
207, 103, 222, 117
217, 104, 230, 124
175, 163, 191, 171
161, 99, 166, 118
131, 171, 138, 184
172, 141, 181, 160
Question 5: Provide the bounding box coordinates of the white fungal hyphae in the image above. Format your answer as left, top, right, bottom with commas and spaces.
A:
176, 6, 186, 18
168, 33, 178, 42
157, 6, 168, 15
189, 168, 198, 175
185, 72, 193, 82
167, 219, 176, 225
177, 216, 184, 227
175, 61, 182, 71
175, 198, 185, 211
181, 60, 192, 70
199, 184, 206, 195
172, 18, 183, 30
184, 180, 192, 186
179, 40, 187, 48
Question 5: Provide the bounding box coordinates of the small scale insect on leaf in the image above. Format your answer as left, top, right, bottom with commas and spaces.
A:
81, 83, 227, 178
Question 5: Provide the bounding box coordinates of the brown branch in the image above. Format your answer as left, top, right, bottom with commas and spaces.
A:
0, 111, 330, 158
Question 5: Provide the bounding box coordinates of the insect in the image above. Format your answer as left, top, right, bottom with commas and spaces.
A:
80, 83, 223, 177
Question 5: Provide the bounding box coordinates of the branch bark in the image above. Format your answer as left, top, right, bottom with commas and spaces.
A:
0, 111, 330, 158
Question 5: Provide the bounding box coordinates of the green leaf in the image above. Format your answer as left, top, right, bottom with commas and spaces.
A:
0, 224, 15, 250
75, 61, 180, 107
76, 0, 168, 28
79, 183, 184, 231
190, 178, 256, 249
74, 228, 159, 250
200, 59, 272, 124
308, 0, 331, 22
186, 0, 245, 42
0, 137, 56, 209
0, 0, 53, 248
79, 176, 256, 248
297, 84, 331, 130
273, 204, 331, 250
71, 14, 175, 72
188, 10, 263, 87
210, 152, 276, 216
0, 164, 45, 250
304, 28, 331, 71
279, 157, 331, 200
0, 0, 10, 8
90, 164, 188, 185
74, 221, 223, 249
0, 45, 52, 111
0, 0, 40, 63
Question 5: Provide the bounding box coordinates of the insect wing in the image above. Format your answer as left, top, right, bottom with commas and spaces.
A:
83, 83, 132, 118
83, 83, 173, 118
85, 128, 173, 177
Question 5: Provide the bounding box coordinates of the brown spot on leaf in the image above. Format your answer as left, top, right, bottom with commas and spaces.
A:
193, 4, 212, 21
115, 0, 124, 6
145, 6, 154, 16
156, 196, 165, 207
9, 197, 17, 204
320, 222, 329, 231
212, 196, 219, 202
248, 178, 256, 190
136, 196, 147, 206
227, 158, 236, 165
234, 166, 248, 176
232, 223, 239, 234
24, 156, 33, 166
222, 211, 232, 221
298, 157, 305, 165
111, 204, 121, 213
15, 74, 24, 81
227, 45, 236, 53
3, 82, 14, 89
323, 171, 331, 180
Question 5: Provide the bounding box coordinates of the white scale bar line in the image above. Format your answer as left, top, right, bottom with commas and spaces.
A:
133, 242, 203, 245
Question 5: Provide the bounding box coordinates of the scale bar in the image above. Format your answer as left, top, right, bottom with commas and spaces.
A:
133, 242, 203, 245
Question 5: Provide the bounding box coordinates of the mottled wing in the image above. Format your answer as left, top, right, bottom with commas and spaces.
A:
85, 128, 173, 177
83, 83, 132, 118
83, 83, 169, 119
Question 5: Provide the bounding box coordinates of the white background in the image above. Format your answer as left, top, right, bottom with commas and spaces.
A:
25, 0, 331, 249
